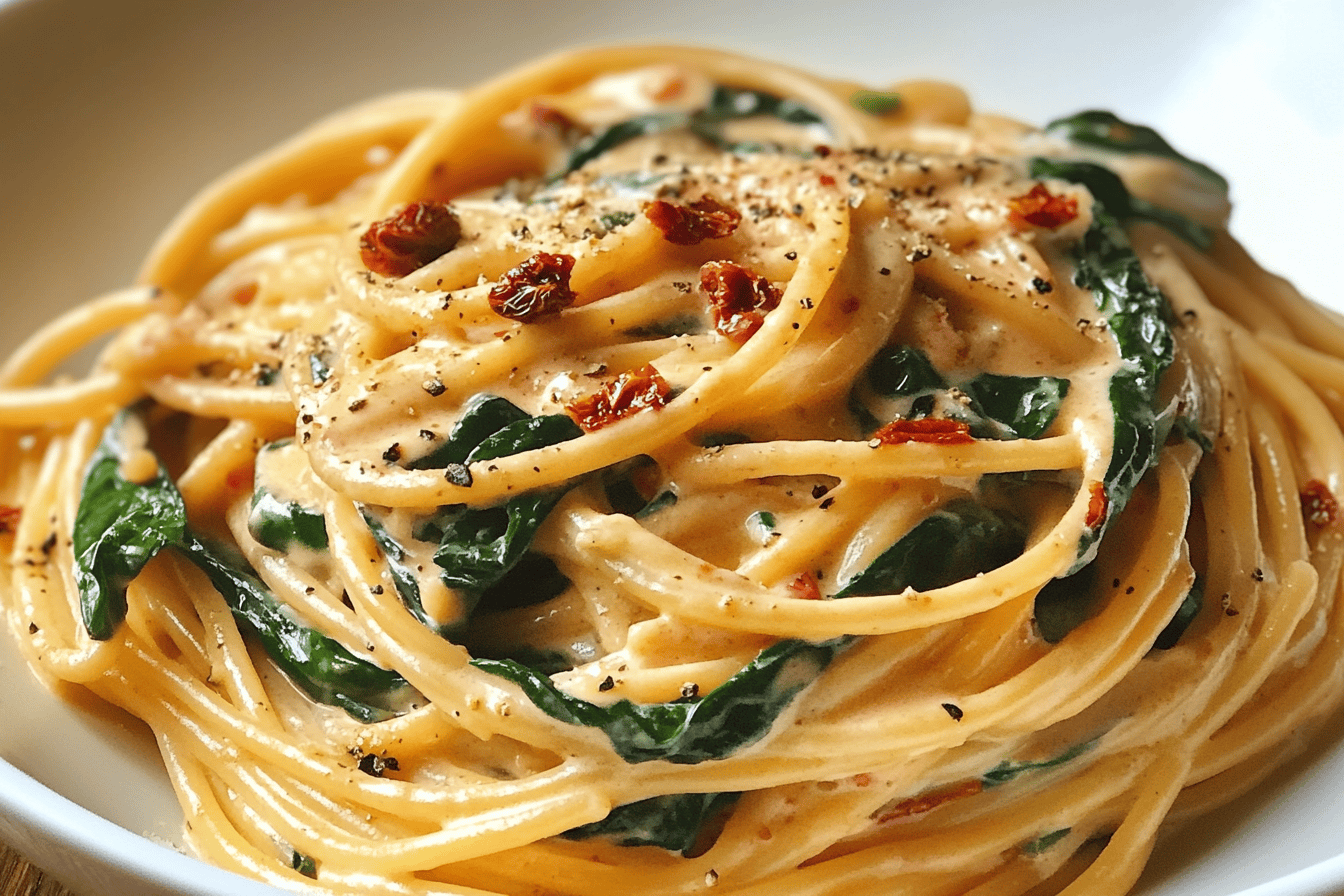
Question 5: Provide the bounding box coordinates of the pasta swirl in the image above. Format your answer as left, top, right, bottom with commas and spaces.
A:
2, 45, 1341, 896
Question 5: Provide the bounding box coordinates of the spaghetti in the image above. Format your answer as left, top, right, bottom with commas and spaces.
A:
2, 45, 1341, 896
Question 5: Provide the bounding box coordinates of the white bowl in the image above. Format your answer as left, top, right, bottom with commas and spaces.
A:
1, 0, 1341, 894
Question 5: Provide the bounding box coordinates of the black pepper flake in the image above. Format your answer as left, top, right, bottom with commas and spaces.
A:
445, 463, 473, 487
878, 266, 891, 276
40, 532, 56, 556
784, 250, 798, 260
819, 497, 835, 510
811, 483, 831, 499
941, 702, 964, 721
382, 443, 402, 463
349, 397, 367, 412
354, 750, 400, 778
423, 377, 446, 396
1252, 567, 1265, 582
1112, 578, 1121, 589
599, 676, 616, 692
28, 622, 38, 635
419, 429, 436, 441
1031, 277, 1053, 294
301, 413, 314, 424
680, 682, 700, 699
371, 585, 384, 595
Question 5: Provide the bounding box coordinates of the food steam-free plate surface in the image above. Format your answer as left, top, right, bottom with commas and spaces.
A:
0, 0, 1340, 894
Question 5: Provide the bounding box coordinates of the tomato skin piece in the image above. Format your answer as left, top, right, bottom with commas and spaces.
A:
873, 418, 975, 446
1008, 183, 1079, 229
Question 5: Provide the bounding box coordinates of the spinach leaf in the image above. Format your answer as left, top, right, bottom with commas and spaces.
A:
1045, 110, 1228, 192
562, 791, 739, 855
1030, 157, 1213, 249
474, 637, 845, 764
407, 393, 531, 471
75, 409, 412, 722
73, 408, 187, 641
981, 739, 1096, 787
1033, 168, 1176, 569
1153, 576, 1203, 650
361, 509, 454, 635
184, 535, 413, 722
1022, 828, 1072, 855
1033, 564, 1100, 644
866, 345, 946, 397
834, 499, 1025, 599
561, 85, 825, 174
248, 489, 328, 552
858, 346, 1069, 440
432, 491, 567, 592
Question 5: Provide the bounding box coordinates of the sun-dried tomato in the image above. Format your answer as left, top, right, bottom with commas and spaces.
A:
788, 571, 822, 600
0, 505, 20, 534
566, 364, 671, 432
699, 260, 782, 343
872, 418, 975, 446
877, 779, 983, 824
488, 252, 578, 322
360, 201, 462, 277
1008, 183, 1078, 229
530, 102, 579, 134
1301, 479, 1339, 528
644, 195, 742, 246
1085, 482, 1109, 529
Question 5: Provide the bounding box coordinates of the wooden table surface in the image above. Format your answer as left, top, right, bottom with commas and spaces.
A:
0, 843, 75, 896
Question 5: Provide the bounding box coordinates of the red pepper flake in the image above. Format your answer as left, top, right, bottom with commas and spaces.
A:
566, 364, 671, 432
699, 260, 782, 343
1008, 183, 1078, 229
360, 201, 462, 277
818, 173, 837, 187
877, 779, 983, 823
228, 282, 258, 306
530, 102, 579, 135
644, 195, 741, 245
872, 418, 974, 446
0, 505, 20, 534
788, 571, 822, 600
488, 252, 578, 322
1084, 482, 1108, 529
1301, 480, 1339, 528
225, 466, 252, 491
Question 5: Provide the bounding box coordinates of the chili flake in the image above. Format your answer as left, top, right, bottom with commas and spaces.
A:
644, 195, 741, 245
359, 201, 462, 277
1085, 482, 1109, 529
566, 364, 671, 432
1301, 479, 1339, 528
699, 260, 782, 343
877, 779, 984, 824
872, 418, 974, 446
488, 252, 578, 322
787, 571, 822, 600
1008, 183, 1078, 229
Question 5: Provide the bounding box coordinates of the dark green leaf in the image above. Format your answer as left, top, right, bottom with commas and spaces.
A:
561, 85, 825, 174
248, 489, 328, 552
1029, 157, 1213, 249
1045, 110, 1228, 192
599, 211, 636, 230
184, 534, 413, 723
433, 491, 566, 593
1033, 564, 1100, 644
474, 637, 846, 764
849, 89, 902, 116
1022, 828, 1072, 855
362, 509, 456, 634
1153, 576, 1203, 650
75, 410, 412, 721
563, 791, 739, 854
960, 373, 1070, 440
290, 851, 317, 879
73, 408, 187, 641
406, 394, 531, 471
479, 551, 571, 612
834, 499, 1025, 599
866, 345, 947, 397
981, 739, 1096, 787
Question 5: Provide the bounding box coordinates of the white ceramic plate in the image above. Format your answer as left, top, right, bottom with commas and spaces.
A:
1, 0, 1342, 893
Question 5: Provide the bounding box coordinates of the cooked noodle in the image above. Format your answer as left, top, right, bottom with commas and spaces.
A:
2, 45, 1340, 896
